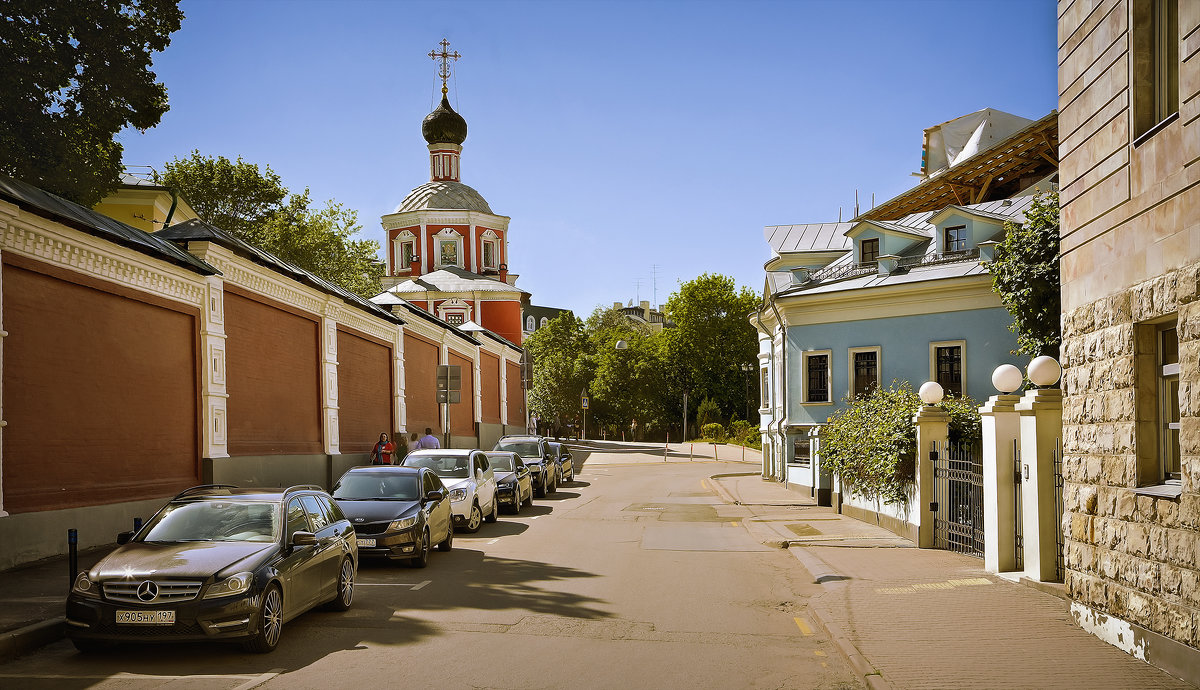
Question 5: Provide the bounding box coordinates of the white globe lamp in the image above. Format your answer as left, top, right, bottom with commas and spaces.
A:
991, 364, 1024, 394
614, 340, 629, 350
1027, 356, 1062, 387
918, 381, 944, 405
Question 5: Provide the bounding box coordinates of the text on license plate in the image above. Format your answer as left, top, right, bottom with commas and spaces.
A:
357, 538, 376, 547
116, 610, 175, 625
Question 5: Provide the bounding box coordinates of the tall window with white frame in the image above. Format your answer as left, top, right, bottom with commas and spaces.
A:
852, 350, 878, 399
934, 345, 962, 397
760, 367, 769, 408
805, 353, 830, 403
1158, 324, 1180, 480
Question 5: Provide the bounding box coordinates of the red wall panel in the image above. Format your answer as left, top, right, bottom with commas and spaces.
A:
480, 352, 501, 424
2, 257, 199, 512
448, 350, 475, 436
224, 290, 321, 455
337, 328, 393, 452
404, 332, 440, 436
506, 360, 525, 427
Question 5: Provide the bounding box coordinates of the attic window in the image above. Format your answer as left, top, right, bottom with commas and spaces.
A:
861, 238, 879, 264
945, 226, 967, 253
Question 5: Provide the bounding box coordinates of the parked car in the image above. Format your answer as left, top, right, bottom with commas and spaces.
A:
546, 442, 575, 483
401, 449, 498, 533
331, 466, 452, 567
66, 484, 357, 654
485, 451, 533, 513
493, 435, 558, 498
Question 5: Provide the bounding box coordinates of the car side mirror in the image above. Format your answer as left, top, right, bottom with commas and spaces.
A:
424, 490, 444, 503
291, 531, 317, 547
116, 531, 134, 545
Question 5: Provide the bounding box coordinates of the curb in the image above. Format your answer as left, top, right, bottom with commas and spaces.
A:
706, 472, 759, 505
0, 617, 64, 662
788, 546, 893, 689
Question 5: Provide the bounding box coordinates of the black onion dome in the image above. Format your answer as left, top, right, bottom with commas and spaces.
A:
421, 95, 467, 145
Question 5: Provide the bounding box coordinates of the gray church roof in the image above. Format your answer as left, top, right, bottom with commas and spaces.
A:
395, 181, 493, 214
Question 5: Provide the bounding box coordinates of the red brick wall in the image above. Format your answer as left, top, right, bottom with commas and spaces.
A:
506, 360, 525, 428
337, 328, 392, 452
448, 350, 475, 436
1, 255, 200, 512
224, 289, 321, 455
480, 352, 501, 424
479, 299, 523, 345
403, 331, 440, 436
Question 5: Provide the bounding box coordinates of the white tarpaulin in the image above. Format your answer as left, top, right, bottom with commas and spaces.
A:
922, 108, 1033, 179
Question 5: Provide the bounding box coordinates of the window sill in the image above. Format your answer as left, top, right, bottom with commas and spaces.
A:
1132, 112, 1179, 148
1132, 480, 1182, 500
801, 401, 834, 406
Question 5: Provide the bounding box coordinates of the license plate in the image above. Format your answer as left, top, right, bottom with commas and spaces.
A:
116, 610, 175, 625
357, 538, 376, 548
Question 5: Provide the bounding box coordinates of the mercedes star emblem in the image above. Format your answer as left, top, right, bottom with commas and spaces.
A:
136, 580, 159, 602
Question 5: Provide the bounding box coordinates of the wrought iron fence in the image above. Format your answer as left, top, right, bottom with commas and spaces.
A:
931, 440, 984, 558
1014, 438, 1023, 571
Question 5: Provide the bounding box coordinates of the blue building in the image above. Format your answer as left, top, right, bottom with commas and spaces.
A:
755, 109, 1059, 498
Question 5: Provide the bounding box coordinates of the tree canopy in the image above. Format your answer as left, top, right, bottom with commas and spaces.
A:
990, 190, 1061, 358
159, 151, 383, 297
0, 1, 184, 205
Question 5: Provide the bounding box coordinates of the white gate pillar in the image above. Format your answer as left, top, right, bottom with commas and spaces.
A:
914, 392, 949, 549
981, 392, 1023, 573
1015, 356, 1063, 582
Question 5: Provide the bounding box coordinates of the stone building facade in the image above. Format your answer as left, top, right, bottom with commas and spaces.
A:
1058, 0, 1199, 678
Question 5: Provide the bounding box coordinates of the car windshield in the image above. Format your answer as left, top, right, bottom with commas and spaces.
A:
140, 501, 278, 543
488, 455, 516, 472
403, 454, 471, 479
495, 441, 539, 459
332, 474, 420, 500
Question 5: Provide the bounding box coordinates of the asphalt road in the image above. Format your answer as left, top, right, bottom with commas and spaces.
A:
0, 446, 861, 689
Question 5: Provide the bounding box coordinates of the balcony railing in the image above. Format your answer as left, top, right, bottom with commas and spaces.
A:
799, 247, 981, 288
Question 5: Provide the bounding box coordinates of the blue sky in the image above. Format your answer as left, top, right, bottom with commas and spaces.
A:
118, 0, 1058, 316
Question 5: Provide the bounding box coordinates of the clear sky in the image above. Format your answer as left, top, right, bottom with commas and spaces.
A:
118, 0, 1059, 317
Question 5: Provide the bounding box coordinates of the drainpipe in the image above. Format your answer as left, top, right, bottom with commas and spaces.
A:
163, 188, 179, 229
751, 310, 771, 480
768, 297, 788, 484
752, 303, 787, 483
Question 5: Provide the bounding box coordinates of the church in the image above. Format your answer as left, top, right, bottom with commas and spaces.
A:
372, 41, 527, 346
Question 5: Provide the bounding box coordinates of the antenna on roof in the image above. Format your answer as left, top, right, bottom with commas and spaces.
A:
872, 192, 875, 209
838, 207, 842, 222
651, 265, 659, 307
854, 190, 860, 218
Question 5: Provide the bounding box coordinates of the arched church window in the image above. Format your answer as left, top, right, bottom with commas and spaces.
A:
540, 317, 549, 328
526, 316, 535, 331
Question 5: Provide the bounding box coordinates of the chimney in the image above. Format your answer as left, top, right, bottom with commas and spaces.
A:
613, 302, 622, 310
640, 300, 650, 319
498, 263, 508, 283
409, 256, 421, 277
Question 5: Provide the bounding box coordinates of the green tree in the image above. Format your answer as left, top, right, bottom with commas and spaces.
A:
0, 1, 184, 205
586, 307, 666, 437
990, 190, 1061, 357
662, 274, 759, 424
525, 313, 591, 431
159, 152, 382, 297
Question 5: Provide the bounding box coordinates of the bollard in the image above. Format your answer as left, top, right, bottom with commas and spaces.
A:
689, 444, 693, 461
68, 528, 78, 585
133, 517, 143, 532
713, 444, 718, 461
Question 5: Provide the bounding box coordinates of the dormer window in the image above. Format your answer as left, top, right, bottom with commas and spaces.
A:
481, 229, 500, 270
945, 226, 967, 253
435, 228, 463, 268
861, 238, 880, 264
392, 231, 417, 273
438, 298, 471, 325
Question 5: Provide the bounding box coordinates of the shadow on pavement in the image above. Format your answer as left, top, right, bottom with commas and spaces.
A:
539, 491, 581, 501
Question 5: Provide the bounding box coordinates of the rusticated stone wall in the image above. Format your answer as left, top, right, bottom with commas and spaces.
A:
1061, 260, 1200, 650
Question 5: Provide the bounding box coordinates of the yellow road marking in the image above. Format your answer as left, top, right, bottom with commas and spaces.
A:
820, 662, 828, 668
729, 521, 740, 527
814, 650, 826, 657
700, 479, 710, 490
794, 617, 812, 636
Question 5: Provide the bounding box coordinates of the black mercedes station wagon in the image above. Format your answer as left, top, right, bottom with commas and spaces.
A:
66, 484, 357, 654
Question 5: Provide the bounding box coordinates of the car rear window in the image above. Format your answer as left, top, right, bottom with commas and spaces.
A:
402, 454, 471, 478
333, 473, 420, 500
495, 441, 539, 458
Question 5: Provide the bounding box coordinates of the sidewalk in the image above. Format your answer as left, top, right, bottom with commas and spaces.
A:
711, 473, 1196, 690
0, 545, 111, 661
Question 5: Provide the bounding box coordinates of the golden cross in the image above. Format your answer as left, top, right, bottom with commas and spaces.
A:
428, 38, 461, 95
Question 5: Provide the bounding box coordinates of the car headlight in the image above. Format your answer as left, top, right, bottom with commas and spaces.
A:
72, 572, 100, 598
204, 571, 254, 599
449, 488, 468, 501
388, 516, 419, 531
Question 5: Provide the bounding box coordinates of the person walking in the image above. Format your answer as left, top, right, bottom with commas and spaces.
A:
370, 432, 395, 465
406, 432, 420, 453
418, 427, 441, 449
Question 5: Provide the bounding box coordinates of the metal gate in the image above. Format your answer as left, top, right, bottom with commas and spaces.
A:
931, 441, 984, 557
1053, 438, 1064, 581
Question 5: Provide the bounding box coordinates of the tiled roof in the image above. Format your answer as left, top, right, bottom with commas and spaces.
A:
0, 174, 218, 276
395, 181, 493, 214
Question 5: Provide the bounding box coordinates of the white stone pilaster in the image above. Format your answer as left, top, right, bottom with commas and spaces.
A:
395, 323, 406, 434
200, 276, 229, 460
321, 317, 340, 455
1017, 387, 1063, 582
499, 354, 509, 426
473, 346, 482, 423
980, 394, 1023, 573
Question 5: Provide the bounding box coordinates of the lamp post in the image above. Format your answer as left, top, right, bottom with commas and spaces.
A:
581, 387, 589, 441
739, 363, 754, 421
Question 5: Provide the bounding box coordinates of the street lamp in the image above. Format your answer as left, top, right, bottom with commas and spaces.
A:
739, 363, 754, 421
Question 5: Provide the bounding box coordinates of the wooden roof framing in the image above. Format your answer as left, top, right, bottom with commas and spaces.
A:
857, 111, 1058, 222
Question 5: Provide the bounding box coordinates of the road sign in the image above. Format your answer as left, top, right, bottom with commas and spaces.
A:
437, 390, 462, 404
436, 365, 461, 391
581, 395, 589, 409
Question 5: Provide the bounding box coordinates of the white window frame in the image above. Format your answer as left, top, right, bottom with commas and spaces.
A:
438, 298, 472, 325
929, 340, 966, 398
801, 349, 833, 405
392, 230, 416, 273
480, 229, 500, 270
760, 366, 770, 410
540, 317, 549, 328
526, 315, 536, 331
434, 228, 463, 269
847, 346, 882, 399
